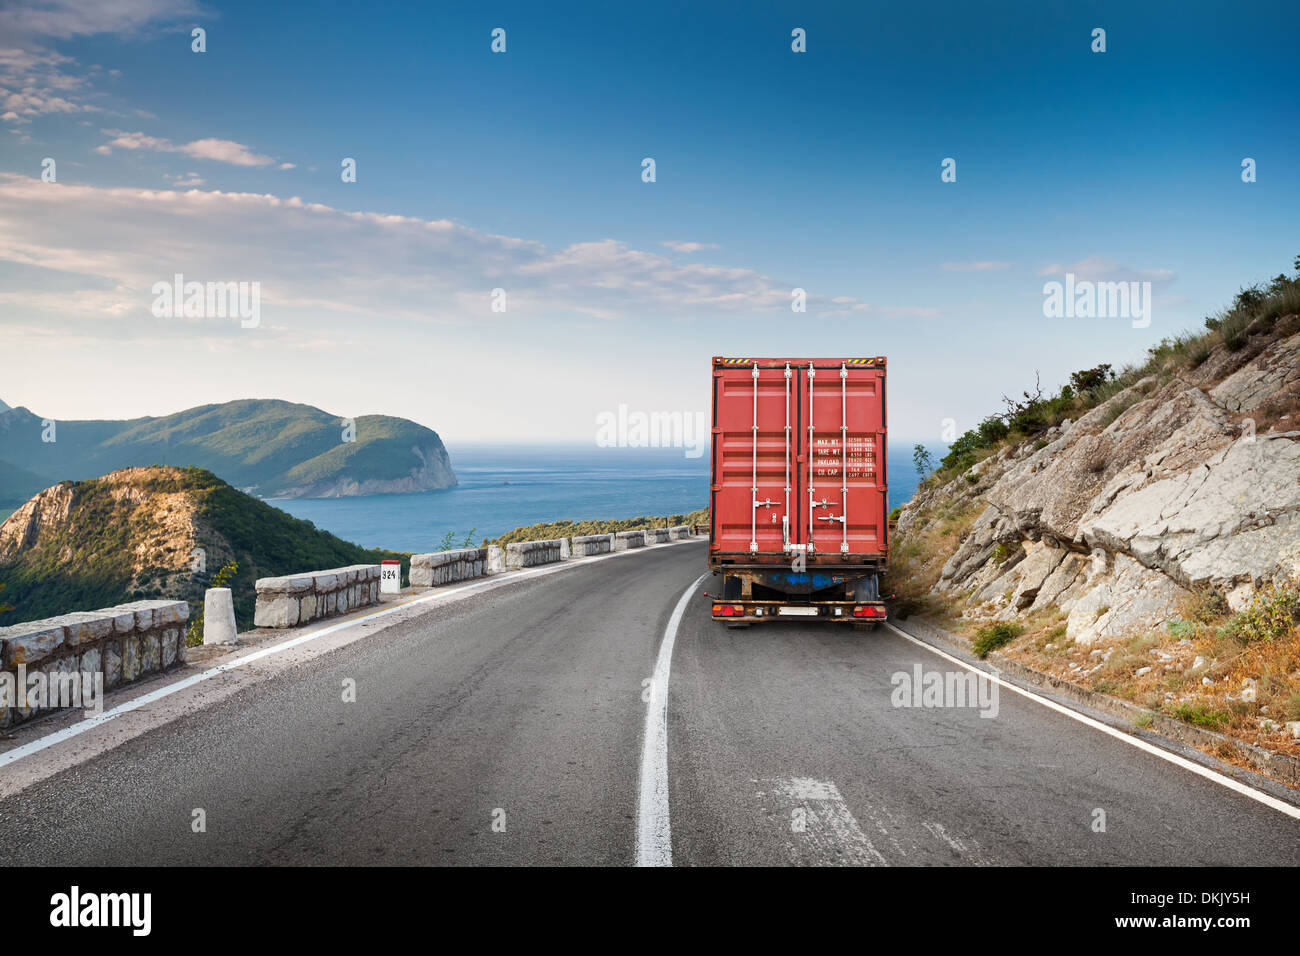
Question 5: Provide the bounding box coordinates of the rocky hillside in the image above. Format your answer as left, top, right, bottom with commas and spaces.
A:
890, 267, 1300, 759
0, 399, 457, 505
0, 466, 409, 630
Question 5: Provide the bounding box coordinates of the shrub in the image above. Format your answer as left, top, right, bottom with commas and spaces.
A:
1285, 693, 1300, 722
1222, 584, 1300, 644
977, 416, 1009, 444
1183, 586, 1229, 625
1169, 702, 1230, 730
973, 621, 1023, 658
1069, 364, 1113, 394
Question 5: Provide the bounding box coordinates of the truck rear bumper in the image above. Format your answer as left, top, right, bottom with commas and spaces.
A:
710, 600, 887, 624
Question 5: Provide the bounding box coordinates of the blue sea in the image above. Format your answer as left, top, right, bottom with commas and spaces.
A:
272, 443, 931, 552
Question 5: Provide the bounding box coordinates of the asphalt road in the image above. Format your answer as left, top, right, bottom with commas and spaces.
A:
1, 540, 1297, 866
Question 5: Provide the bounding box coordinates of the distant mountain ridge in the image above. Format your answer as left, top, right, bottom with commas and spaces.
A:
0, 399, 457, 506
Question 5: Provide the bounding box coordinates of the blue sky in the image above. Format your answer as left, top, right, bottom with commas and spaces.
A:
1, 0, 1296, 442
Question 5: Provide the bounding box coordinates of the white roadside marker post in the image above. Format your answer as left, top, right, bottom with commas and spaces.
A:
380, 560, 402, 595
203, 587, 238, 645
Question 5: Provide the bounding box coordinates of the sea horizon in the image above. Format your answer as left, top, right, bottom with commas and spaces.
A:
270, 441, 934, 552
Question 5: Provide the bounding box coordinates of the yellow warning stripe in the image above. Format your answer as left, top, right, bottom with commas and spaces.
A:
715, 357, 886, 366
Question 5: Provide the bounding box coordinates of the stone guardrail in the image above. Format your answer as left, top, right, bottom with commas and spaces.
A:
411, 548, 487, 587
613, 530, 646, 550
0, 599, 189, 727
570, 533, 615, 557
505, 538, 565, 569
1, 524, 702, 722
254, 564, 380, 629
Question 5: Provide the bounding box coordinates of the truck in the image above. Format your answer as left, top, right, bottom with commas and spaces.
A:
707, 356, 888, 627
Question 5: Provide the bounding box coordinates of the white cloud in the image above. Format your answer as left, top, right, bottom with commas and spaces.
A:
97, 129, 278, 166
1037, 256, 1176, 284
0, 3, 208, 126
166, 172, 205, 186
3, 0, 206, 41
0, 175, 912, 330
0, 48, 100, 122
942, 261, 1013, 272
661, 240, 719, 253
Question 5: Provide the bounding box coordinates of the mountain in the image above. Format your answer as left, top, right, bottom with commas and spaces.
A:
888, 267, 1299, 758
0, 399, 456, 503
0, 466, 411, 630
0, 459, 48, 508
0, 398, 9, 413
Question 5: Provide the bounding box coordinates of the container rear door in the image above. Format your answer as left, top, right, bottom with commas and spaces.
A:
796, 362, 887, 559
711, 363, 797, 555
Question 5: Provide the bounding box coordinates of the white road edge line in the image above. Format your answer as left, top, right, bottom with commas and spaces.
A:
884, 622, 1300, 821
0, 538, 704, 770
636, 572, 709, 867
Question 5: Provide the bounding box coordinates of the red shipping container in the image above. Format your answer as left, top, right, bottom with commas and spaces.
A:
709, 357, 888, 569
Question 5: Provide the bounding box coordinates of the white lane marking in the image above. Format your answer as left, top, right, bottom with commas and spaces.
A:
763, 777, 887, 866
635, 572, 708, 867
884, 622, 1300, 821
922, 820, 966, 855
0, 539, 705, 770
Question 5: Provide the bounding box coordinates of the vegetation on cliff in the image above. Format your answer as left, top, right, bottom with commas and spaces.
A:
887, 260, 1300, 767
933, 258, 1300, 484
491, 508, 709, 546
0, 467, 410, 631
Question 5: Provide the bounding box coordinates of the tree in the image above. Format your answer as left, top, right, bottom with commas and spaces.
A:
912, 443, 933, 481
1069, 364, 1113, 394
0, 582, 12, 614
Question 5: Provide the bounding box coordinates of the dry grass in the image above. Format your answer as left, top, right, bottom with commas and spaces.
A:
884, 497, 980, 621
983, 585, 1300, 763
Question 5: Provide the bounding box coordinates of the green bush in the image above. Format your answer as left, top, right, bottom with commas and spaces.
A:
972, 621, 1023, 658
1169, 702, 1230, 729
1221, 584, 1300, 644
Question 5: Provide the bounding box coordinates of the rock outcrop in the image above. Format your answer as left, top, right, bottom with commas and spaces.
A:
902, 321, 1300, 644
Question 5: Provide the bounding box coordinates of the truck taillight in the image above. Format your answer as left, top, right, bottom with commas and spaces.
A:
712, 603, 744, 617
852, 605, 886, 618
